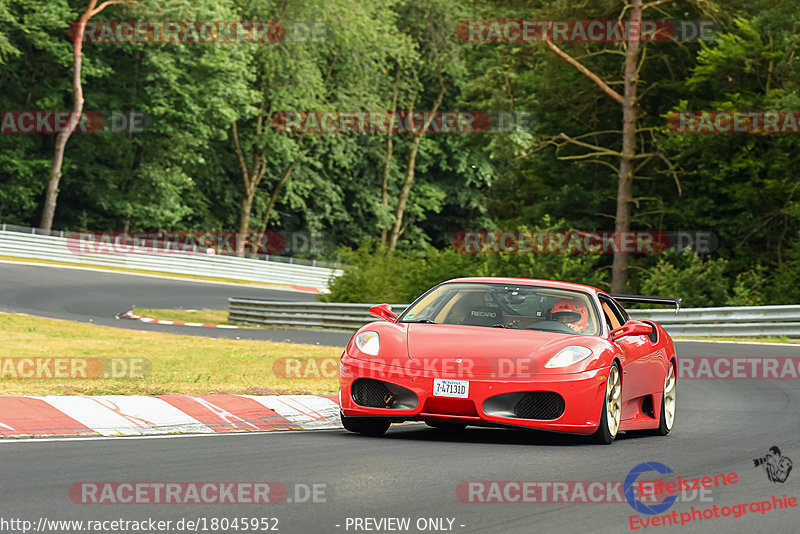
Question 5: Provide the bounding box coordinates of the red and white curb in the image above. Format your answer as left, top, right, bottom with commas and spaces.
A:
289, 285, 323, 294
0, 394, 341, 438
116, 310, 239, 329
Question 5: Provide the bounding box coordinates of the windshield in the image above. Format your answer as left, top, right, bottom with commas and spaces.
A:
398, 282, 601, 336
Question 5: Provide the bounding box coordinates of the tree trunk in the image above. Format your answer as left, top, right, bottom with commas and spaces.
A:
380, 76, 400, 247
612, 0, 642, 293
387, 77, 446, 251
232, 119, 266, 256
239, 193, 254, 236
258, 162, 295, 234
543, 1, 650, 293
379, 132, 394, 246
40, 0, 134, 231
387, 135, 422, 251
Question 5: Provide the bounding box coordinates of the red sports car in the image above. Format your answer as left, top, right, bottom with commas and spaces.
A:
339, 277, 680, 444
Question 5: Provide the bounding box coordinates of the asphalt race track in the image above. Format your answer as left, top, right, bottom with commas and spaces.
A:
1, 261, 799, 533
2, 357, 799, 534
0, 261, 350, 345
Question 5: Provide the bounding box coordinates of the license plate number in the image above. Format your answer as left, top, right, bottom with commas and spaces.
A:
433, 378, 469, 398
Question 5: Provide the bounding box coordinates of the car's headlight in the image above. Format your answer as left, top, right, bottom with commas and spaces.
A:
545, 346, 593, 368
354, 331, 380, 356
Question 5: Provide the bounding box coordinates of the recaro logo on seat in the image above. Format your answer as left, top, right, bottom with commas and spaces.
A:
471, 311, 497, 317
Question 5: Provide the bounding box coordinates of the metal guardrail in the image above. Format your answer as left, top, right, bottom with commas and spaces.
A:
228, 299, 408, 330
228, 299, 800, 338
627, 306, 800, 338
0, 228, 341, 291
0, 223, 342, 268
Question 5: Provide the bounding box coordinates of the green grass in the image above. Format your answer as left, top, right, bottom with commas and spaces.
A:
131, 308, 229, 325
0, 313, 340, 396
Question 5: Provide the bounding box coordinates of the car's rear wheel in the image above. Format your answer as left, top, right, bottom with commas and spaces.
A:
340, 412, 390, 436
425, 421, 467, 431
591, 362, 621, 444
648, 361, 676, 436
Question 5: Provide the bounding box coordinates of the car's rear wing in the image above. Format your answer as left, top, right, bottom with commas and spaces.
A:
610, 294, 682, 313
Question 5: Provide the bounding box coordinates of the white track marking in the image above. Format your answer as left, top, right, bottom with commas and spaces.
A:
37, 395, 214, 436
240, 395, 341, 430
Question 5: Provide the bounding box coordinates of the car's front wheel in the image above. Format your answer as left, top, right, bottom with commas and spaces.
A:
340, 412, 390, 436
591, 362, 621, 444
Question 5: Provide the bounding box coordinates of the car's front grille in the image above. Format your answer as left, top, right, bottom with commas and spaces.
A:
513, 392, 565, 420
351, 379, 393, 408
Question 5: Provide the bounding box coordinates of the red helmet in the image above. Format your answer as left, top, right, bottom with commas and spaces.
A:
551, 298, 589, 332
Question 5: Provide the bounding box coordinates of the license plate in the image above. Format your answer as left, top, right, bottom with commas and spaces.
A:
433, 378, 469, 399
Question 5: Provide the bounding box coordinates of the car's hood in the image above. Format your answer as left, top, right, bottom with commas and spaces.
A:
405, 323, 582, 377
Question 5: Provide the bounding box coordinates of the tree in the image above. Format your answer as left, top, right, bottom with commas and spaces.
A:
541, 0, 679, 292
385, 0, 466, 251
0, 0, 21, 65
660, 11, 800, 300
45, 0, 254, 233
40, 0, 138, 231
229, 0, 412, 255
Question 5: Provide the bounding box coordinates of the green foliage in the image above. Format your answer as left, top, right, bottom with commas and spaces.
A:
640, 254, 730, 308
0, 0, 797, 303
321, 243, 410, 304
727, 265, 769, 306
0, 0, 21, 65
323, 220, 608, 303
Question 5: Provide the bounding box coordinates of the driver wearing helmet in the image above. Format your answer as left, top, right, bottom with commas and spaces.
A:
550, 298, 589, 333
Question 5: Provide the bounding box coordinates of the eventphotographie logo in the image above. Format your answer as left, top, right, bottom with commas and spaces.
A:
753, 446, 793, 483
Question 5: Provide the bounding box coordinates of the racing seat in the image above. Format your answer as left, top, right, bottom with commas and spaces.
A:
462, 306, 504, 326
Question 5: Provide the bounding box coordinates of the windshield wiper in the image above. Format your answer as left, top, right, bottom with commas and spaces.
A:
490, 323, 508, 328
404, 319, 436, 323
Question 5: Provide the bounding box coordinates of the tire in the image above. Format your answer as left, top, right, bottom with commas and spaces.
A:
340, 411, 390, 436
644, 361, 676, 436
425, 422, 467, 431
591, 362, 622, 444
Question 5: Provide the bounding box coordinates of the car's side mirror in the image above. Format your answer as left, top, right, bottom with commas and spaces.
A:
610, 320, 653, 341
369, 304, 398, 322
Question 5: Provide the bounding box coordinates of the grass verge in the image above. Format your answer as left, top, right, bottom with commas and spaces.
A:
0, 312, 340, 396
131, 308, 229, 325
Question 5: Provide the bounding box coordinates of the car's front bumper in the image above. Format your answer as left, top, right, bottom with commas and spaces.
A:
339, 355, 609, 434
